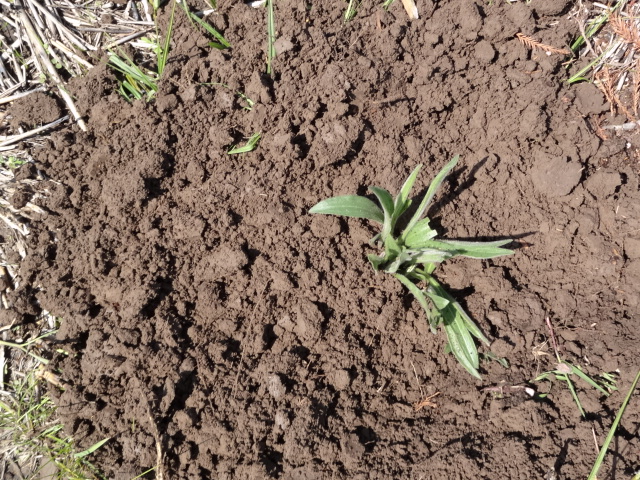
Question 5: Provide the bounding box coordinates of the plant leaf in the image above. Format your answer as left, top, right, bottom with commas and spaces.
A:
453, 300, 490, 345
401, 156, 459, 242
74, 437, 111, 458
394, 273, 431, 313
403, 218, 438, 248
309, 196, 384, 223
227, 132, 261, 154
412, 248, 451, 265
393, 164, 422, 221
570, 364, 611, 397
435, 239, 513, 259
443, 309, 482, 379
369, 186, 395, 239
425, 288, 450, 310
429, 278, 490, 345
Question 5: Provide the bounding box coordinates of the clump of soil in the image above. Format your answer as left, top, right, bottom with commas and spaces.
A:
8, 92, 63, 129
8, 1, 640, 478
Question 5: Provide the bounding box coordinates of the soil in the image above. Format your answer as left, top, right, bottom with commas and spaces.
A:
5, 0, 640, 479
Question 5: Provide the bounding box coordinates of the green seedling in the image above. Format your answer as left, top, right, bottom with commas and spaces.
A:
344, 0, 361, 21
108, 51, 159, 101
570, 0, 624, 54
566, 0, 624, 84
228, 132, 261, 154
534, 317, 617, 417
587, 369, 640, 480
310, 156, 514, 379
382, 0, 395, 9
0, 367, 108, 479
0, 155, 27, 170
535, 363, 616, 417
108, 0, 175, 101
179, 0, 230, 49
266, 0, 276, 75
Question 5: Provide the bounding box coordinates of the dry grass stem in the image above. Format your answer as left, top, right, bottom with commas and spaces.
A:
413, 392, 440, 411
0, 116, 69, 147
516, 33, 570, 55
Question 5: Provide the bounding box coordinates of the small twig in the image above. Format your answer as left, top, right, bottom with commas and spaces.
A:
410, 360, 425, 397
26, 0, 93, 51
481, 384, 536, 396
103, 28, 153, 49
0, 85, 47, 105
591, 425, 600, 453
545, 316, 561, 361
15, 0, 86, 131
602, 120, 640, 130
413, 392, 440, 411
0, 116, 69, 147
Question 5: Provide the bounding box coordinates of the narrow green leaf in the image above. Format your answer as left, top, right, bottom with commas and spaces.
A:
309, 196, 384, 223
227, 132, 261, 154
394, 273, 431, 314
424, 288, 450, 310
412, 248, 451, 265
436, 239, 513, 259
369, 186, 395, 239
74, 437, 111, 458
443, 314, 482, 379
570, 364, 610, 397
188, 11, 230, 48
453, 301, 490, 345
587, 369, 640, 480
401, 156, 459, 242
393, 164, 422, 219
429, 277, 490, 346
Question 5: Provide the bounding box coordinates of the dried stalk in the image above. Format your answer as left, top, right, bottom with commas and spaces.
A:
0, 85, 47, 105
14, 0, 86, 131
610, 13, 640, 50
0, 115, 69, 147
516, 33, 571, 55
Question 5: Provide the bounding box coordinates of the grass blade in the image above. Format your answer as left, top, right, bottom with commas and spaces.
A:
74, 437, 111, 458
587, 369, 640, 480
189, 12, 230, 49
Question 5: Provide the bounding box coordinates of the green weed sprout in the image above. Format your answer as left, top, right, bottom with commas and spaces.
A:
587, 369, 640, 480
344, 0, 361, 22
227, 132, 261, 154
310, 156, 513, 379
266, 0, 276, 75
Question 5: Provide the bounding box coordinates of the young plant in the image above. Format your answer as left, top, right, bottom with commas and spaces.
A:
107, 0, 175, 101
587, 369, 640, 480
310, 156, 513, 379
179, 0, 230, 50
227, 132, 261, 154
344, 0, 361, 22
266, 0, 276, 75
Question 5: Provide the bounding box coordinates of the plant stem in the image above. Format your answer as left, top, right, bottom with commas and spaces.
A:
587, 369, 640, 480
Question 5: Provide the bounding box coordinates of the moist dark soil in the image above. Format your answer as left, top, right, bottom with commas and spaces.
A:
6, 0, 640, 478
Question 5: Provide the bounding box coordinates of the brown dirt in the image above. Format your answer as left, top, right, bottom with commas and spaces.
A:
6, 1, 640, 479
